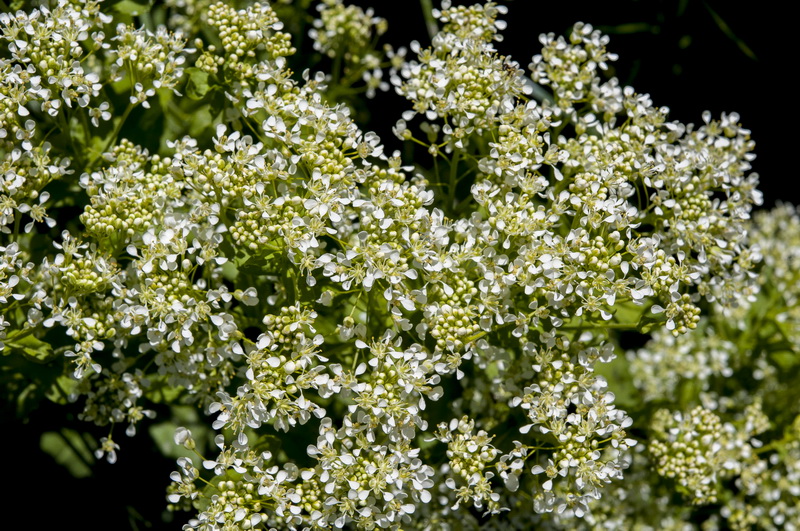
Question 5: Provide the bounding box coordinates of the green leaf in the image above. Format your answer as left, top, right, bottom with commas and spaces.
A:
40, 429, 96, 478
109, 0, 152, 16
149, 406, 213, 459
187, 105, 215, 138
185, 68, 212, 101
145, 374, 185, 403
704, 2, 757, 61
613, 300, 649, 326
221, 260, 239, 283
770, 350, 798, 371
7, 333, 56, 363
237, 253, 276, 276
597, 23, 659, 35
45, 375, 79, 405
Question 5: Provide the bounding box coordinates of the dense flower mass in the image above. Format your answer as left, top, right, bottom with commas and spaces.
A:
1, 1, 798, 530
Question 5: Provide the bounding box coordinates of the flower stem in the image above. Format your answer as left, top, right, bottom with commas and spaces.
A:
93, 102, 135, 168
419, 0, 438, 41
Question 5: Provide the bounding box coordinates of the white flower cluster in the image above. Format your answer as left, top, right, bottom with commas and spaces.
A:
724, 414, 800, 530
612, 202, 800, 529
309, 0, 394, 99
110, 22, 190, 108
1, 1, 786, 530
394, 2, 524, 142
310, 0, 386, 61
748, 204, 800, 348
648, 404, 766, 505
627, 320, 737, 402
0, 0, 110, 140
393, 2, 760, 340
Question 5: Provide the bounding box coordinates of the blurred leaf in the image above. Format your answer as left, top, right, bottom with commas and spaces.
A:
147, 406, 216, 459
222, 260, 239, 283
677, 378, 701, 408
771, 350, 798, 371
109, 0, 152, 16
208, 89, 230, 123
150, 406, 212, 459
120, 91, 165, 154
7, 333, 56, 363
187, 105, 215, 139
145, 374, 185, 404
613, 301, 649, 325
596, 354, 639, 411
0, 342, 62, 418
237, 253, 279, 276
704, 3, 757, 60
45, 374, 79, 405
598, 22, 659, 35
40, 429, 96, 478
251, 432, 283, 457
185, 68, 212, 101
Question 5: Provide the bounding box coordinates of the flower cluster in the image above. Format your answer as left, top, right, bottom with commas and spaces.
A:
613, 203, 800, 529
310, 0, 386, 62
0, 1, 109, 140
110, 22, 189, 108
309, 0, 391, 99
627, 320, 737, 402
648, 404, 763, 505
1, 1, 794, 530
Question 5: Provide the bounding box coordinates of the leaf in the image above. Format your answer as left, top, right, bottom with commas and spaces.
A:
770, 350, 798, 371
149, 406, 214, 459
208, 89, 230, 122
185, 68, 212, 101
187, 105, 215, 138
109, 0, 152, 16
45, 375, 79, 405
597, 23, 659, 35
221, 261, 239, 283
251, 433, 284, 457
125, 90, 165, 153
416, 434, 438, 451
218, 235, 237, 261
7, 333, 56, 363
234, 243, 282, 276
703, 2, 757, 61
150, 422, 195, 460
237, 254, 274, 276
40, 429, 96, 478
613, 300, 648, 325
145, 374, 185, 403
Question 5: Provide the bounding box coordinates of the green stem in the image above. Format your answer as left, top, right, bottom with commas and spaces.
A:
93, 103, 134, 167
754, 439, 782, 455
419, 0, 438, 41
331, 47, 344, 89
448, 150, 460, 215
244, 117, 268, 144
558, 321, 641, 331
12, 213, 21, 241
78, 106, 92, 146
5, 325, 37, 343
61, 110, 86, 169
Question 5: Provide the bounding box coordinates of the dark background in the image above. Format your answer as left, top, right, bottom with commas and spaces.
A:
2, 1, 792, 530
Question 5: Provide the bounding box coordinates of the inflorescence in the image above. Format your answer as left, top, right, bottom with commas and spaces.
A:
2, 1, 798, 530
